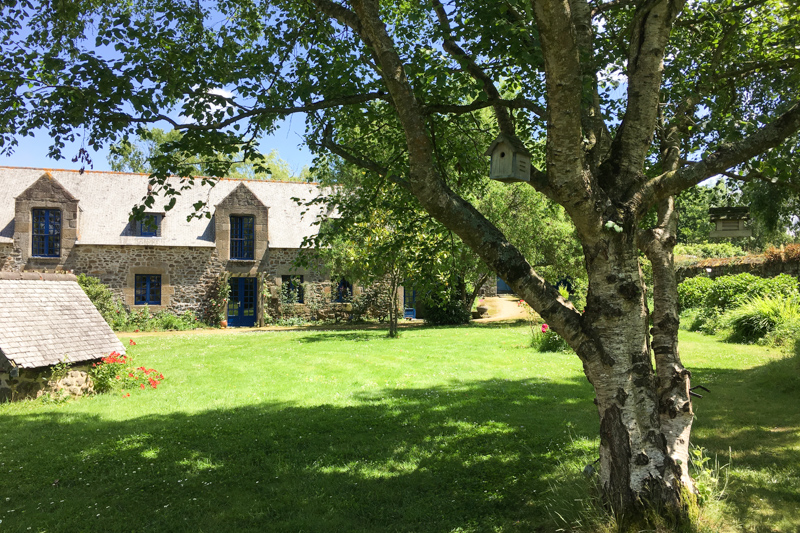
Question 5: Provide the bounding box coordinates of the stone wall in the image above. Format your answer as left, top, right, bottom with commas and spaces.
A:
61, 244, 225, 314
0, 364, 94, 402
0, 243, 18, 271
265, 247, 328, 283
676, 256, 800, 283
0, 238, 370, 325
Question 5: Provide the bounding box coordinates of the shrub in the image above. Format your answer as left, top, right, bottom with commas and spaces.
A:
705, 273, 798, 312
113, 307, 201, 332
677, 276, 714, 310
531, 324, 571, 352
423, 296, 471, 326
89, 351, 165, 394
679, 273, 799, 314
722, 296, 800, 344
764, 243, 800, 263
350, 282, 394, 323
674, 242, 746, 258
765, 317, 800, 350
77, 273, 126, 325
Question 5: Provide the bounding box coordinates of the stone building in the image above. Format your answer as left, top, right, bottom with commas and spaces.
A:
0, 166, 333, 327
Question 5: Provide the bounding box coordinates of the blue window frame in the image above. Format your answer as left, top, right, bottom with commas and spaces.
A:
135, 274, 162, 305
334, 278, 352, 302
230, 215, 255, 260
137, 214, 162, 237
32, 209, 61, 257
281, 275, 304, 304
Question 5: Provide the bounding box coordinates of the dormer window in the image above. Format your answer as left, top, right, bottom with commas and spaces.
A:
32, 209, 61, 257
230, 215, 254, 260
137, 214, 162, 237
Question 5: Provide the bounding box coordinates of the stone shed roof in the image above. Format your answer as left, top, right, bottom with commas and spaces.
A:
0, 273, 125, 370
0, 166, 329, 248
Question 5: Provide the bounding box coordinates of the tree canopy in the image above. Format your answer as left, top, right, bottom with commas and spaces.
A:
108, 127, 311, 181
2, 0, 799, 524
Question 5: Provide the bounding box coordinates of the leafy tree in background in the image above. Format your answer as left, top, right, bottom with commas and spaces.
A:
108, 127, 310, 181
676, 181, 797, 250
2, 0, 800, 524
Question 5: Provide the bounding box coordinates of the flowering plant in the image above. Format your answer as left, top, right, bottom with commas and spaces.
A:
90, 351, 165, 394
517, 300, 571, 352
204, 272, 231, 325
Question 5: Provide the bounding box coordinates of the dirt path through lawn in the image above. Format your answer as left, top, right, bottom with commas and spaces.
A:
474, 295, 529, 323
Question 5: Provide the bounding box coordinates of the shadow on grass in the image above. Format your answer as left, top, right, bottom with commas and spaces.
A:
468, 319, 532, 329
0, 377, 597, 533
296, 331, 375, 343
689, 352, 800, 529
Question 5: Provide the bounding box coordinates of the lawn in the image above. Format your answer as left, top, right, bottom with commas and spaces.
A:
0, 324, 797, 532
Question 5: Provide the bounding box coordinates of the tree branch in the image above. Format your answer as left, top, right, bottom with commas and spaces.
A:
424, 97, 546, 118
527, 0, 607, 232
591, 0, 637, 17
312, 124, 410, 189
430, 0, 516, 136
629, 100, 800, 214
339, 0, 592, 357
711, 58, 800, 82
675, 0, 763, 27
721, 170, 800, 194
602, 0, 686, 195
168, 93, 391, 131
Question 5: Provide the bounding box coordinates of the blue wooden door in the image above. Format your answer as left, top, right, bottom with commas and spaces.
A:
228, 277, 257, 327
497, 277, 513, 294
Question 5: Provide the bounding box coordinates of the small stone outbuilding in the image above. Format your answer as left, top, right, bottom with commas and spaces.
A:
0, 272, 125, 402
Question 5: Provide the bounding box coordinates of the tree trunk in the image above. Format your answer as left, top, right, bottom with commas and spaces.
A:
465, 272, 490, 314
387, 271, 400, 338
579, 230, 685, 518
641, 199, 695, 493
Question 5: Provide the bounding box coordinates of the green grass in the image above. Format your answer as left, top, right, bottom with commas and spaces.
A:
682, 331, 800, 533
0, 325, 797, 532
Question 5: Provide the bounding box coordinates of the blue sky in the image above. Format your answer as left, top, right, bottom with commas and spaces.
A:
0, 117, 315, 175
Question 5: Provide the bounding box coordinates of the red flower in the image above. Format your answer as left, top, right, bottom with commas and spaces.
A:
129, 339, 136, 346
541, 324, 549, 333
128, 373, 134, 378
134, 329, 140, 333
115, 375, 121, 380
140, 383, 145, 389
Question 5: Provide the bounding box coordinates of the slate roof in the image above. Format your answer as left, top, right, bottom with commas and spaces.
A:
0, 275, 125, 369
0, 166, 328, 248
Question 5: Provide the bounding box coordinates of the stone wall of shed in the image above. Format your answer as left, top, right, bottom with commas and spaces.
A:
0, 365, 94, 402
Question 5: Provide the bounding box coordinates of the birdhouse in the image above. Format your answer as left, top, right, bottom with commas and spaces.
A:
484, 133, 531, 183
709, 207, 752, 238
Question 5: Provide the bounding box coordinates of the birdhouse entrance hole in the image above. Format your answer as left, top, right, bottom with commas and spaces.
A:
485, 134, 531, 183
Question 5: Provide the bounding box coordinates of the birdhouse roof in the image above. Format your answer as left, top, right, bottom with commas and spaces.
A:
709, 206, 750, 221
484, 133, 532, 157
